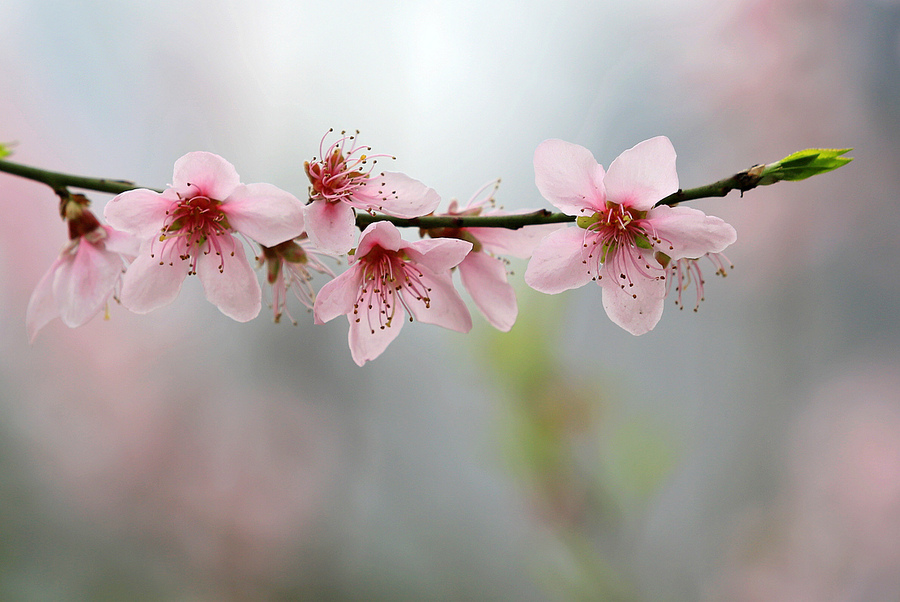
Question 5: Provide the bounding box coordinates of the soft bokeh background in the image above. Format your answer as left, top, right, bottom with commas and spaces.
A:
2, 0, 898, 599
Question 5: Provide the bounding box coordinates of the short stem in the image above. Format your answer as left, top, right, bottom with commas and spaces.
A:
655, 167, 763, 207
0, 158, 162, 195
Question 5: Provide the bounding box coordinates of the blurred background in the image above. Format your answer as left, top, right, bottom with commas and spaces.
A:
1, 0, 898, 599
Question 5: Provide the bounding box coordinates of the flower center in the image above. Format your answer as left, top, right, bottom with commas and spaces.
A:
304, 130, 396, 205
578, 203, 673, 295
352, 248, 432, 334
153, 191, 234, 274
305, 148, 369, 202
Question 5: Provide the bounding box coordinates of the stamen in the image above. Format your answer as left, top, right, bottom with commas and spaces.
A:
306, 131, 398, 208
152, 191, 233, 275
666, 253, 732, 311
579, 203, 667, 289
351, 246, 436, 336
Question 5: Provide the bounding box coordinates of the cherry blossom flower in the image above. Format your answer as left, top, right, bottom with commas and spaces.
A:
27, 200, 139, 341
104, 152, 305, 322
303, 130, 440, 254
260, 236, 334, 324
525, 137, 737, 335
313, 221, 472, 365
423, 180, 562, 331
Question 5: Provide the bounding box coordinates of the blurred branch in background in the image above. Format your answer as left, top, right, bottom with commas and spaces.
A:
477, 291, 678, 600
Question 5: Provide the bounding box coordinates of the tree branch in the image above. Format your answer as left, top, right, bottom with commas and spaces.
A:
1, 150, 848, 230
0, 158, 161, 195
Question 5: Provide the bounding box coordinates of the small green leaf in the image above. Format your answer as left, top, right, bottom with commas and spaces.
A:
633, 233, 652, 249
0, 141, 15, 159
576, 213, 601, 229
760, 148, 853, 184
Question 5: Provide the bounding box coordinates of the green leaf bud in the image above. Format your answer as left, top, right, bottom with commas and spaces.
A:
759, 148, 853, 185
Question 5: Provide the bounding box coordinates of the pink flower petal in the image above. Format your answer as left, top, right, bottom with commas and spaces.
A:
355, 220, 405, 257
52, 240, 122, 327
406, 270, 472, 333
313, 265, 363, 325
348, 312, 404, 366
600, 269, 667, 335
119, 241, 190, 314
459, 252, 517, 331
524, 226, 593, 294
171, 151, 241, 200
604, 136, 679, 211
304, 200, 359, 255
647, 205, 737, 259
404, 237, 472, 273
534, 139, 606, 215
26, 257, 64, 342
101, 225, 141, 257
223, 182, 306, 247
103, 188, 172, 239
354, 172, 441, 218
466, 222, 563, 258
195, 238, 261, 322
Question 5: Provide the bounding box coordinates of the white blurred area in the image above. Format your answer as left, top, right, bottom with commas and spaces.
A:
2, 0, 900, 599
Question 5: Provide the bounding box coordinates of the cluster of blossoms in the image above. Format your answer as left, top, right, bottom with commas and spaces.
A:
28, 132, 737, 363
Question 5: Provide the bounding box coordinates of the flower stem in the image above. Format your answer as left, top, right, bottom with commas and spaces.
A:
354, 209, 573, 229
0, 158, 162, 196
0, 158, 768, 230
356, 166, 766, 229
654, 167, 764, 207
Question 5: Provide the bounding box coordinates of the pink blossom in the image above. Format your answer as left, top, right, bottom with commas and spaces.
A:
303, 130, 440, 254
313, 221, 472, 365
260, 236, 335, 324
525, 137, 737, 335
104, 152, 305, 322
425, 180, 562, 331
27, 215, 139, 342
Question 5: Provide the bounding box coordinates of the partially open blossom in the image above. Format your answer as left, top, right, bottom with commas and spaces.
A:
260, 236, 334, 324
303, 130, 440, 254
525, 137, 737, 335
104, 152, 305, 322
27, 196, 139, 341
423, 180, 562, 331
313, 221, 472, 365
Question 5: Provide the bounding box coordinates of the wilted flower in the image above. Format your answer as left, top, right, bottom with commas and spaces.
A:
260, 236, 334, 324
27, 195, 138, 341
